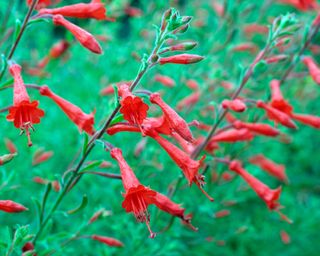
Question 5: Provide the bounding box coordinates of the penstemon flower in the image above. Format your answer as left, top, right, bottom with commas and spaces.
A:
52, 15, 102, 54
110, 148, 189, 238
159, 54, 204, 65
221, 99, 247, 112
232, 120, 280, 137
6, 63, 44, 146
0, 200, 28, 213
38, 0, 113, 21
39, 85, 95, 135
229, 160, 282, 210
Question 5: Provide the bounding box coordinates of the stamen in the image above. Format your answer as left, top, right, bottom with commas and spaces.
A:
195, 176, 214, 202
145, 218, 156, 239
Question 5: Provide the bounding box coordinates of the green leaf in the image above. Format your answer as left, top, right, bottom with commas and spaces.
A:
67, 194, 88, 214
27, 18, 50, 27
110, 114, 124, 125
13, 19, 22, 42
0, 78, 13, 91
82, 133, 89, 156
79, 160, 103, 173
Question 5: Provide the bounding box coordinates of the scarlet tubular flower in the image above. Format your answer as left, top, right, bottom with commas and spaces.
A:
38, 40, 69, 68
249, 154, 288, 182
4, 138, 17, 154
186, 79, 199, 90
110, 148, 189, 237
0, 200, 28, 213
210, 129, 254, 143
26, 0, 60, 9
290, 113, 320, 128
91, 235, 124, 247
265, 54, 288, 64
269, 80, 293, 114
256, 100, 297, 129
39, 86, 95, 135
38, 0, 113, 21
118, 84, 149, 132
6, 64, 44, 147
229, 160, 282, 210
231, 43, 258, 54
53, 15, 102, 54
243, 23, 269, 37
154, 74, 175, 87
38, 40, 70, 69
278, 0, 317, 11
150, 93, 194, 142
0, 153, 17, 166
32, 150, 54, 166
221, 99, 247, 112
302, 56, 320, 84
144, 129, 213, 201
233, 120, 280, 137
280, 230, 291, 244
159, 54, 204, 65
176, 91, 200, 111
214, 209, 231, 218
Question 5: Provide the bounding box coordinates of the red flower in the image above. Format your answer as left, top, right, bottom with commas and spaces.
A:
4, 138, 17, 154
159, 54, 204, 65
91, 235, 124, 247
256, 100, 297, 129
150, 93, 194, 142
278, 0, 317, 11
6, 64, 44, 146
39, 85, 95, 135
221, 99, 247, 112
233, 120, 280, 137
0, 153, 17, 166
154, 74, 175, 87
118, 84, 149, 133
214, 209, 231, 218
0, 200, 28, 213
176, 91, 201, 111
302, 56, 320, 84
110, 148, 189, 237
249, 154, 288, 182
38, 40, 70, 68
26, 0, 60, 9
280, 230, 291, 244
290, 113, 320, 128
53, 15, 102, 54
229, 160, 282, 210
144, 129, 213, 201
186, 79, 200, 90
32, 150, 54, 166
269, 80, 293, 114
38, 0, 113, 21
210, 128, 254, 143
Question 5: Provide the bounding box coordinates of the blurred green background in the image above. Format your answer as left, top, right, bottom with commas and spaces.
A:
1, 0, 320, 255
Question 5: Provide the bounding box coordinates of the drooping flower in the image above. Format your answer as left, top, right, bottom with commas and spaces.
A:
4, 138, 17, 154
26, 0, 60, 9
302, 56, 320, 84
176, 91, 201, 111
159, 54, 204, 65
269, 79, 293, 114
32, 150, 54, 166
278, 0, 317, 11
256, 100, 297, 129
39, 85, 95, 135
0, 200, 28, 213
280, 230, 291, 244
91, 235, 124, 247
290, 113, 320, 128
229, 160, 282, 210
53, 15, 102, 54
110, 148, 189, 237
221, 99, 247, 112
214, 209, 231, 218
249, 154, 288, 182
38, 40, 70, 69
233, 120, 280, 137
209, 128, 254, 143
144, 129, 213, 201
154, 74, 175, 87
243, 23, 269, 37
0, 153, 17, 166
118, 84, 149, 133
38, 0, 113, 21
6, 63, 44, 146
186, 79, 200, 90
150, 93, 194, 142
